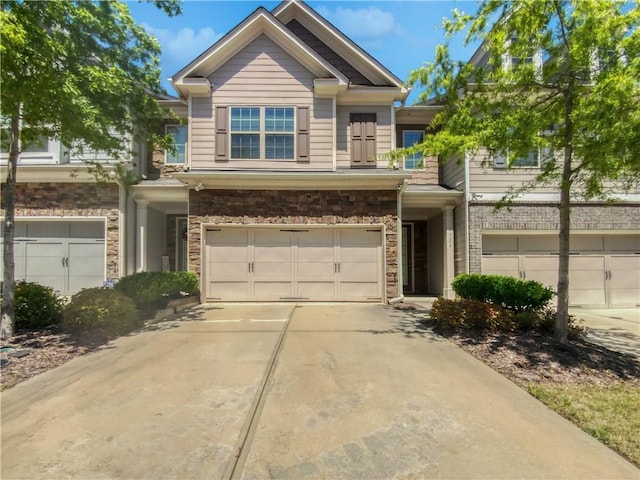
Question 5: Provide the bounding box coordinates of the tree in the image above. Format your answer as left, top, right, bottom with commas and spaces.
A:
0, 0, 182, 339
407, 0, 640, 343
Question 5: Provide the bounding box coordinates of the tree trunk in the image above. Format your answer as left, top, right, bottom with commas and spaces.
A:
1, 113, 20, 340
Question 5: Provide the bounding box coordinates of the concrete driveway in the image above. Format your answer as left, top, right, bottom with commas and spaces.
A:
569, 308, 640, 359
2, 304, 637, 479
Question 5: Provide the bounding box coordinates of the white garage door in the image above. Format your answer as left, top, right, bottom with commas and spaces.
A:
482, 234, 640, 308
1, 220, 106, 295
205, 227, 384, 302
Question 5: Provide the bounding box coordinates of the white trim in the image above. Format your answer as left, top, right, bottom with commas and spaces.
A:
470, 192, 640, 202
187, 96, 193, 170
332, 97, 337, 171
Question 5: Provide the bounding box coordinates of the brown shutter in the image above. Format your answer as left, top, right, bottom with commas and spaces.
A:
215, 106, 228, 161
350, 113, 376, 167
297, 106, 309, 162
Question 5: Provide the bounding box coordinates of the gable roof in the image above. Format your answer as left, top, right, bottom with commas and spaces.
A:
272, 0, 406, 89
170, 7, 348, 97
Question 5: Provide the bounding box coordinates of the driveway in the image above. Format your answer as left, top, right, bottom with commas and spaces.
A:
569, 308, 640, 359
2, 304, 637, 479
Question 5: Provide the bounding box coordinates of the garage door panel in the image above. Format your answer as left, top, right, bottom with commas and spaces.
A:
26, 222, 68, 238
607, 235, 640, 252
483, 236, 518, 253
254, 246, 291, 263
297, 282, 335, 300
254, 282, 293, 300
253, 262, 292, 280
297, 262, 334, 279
339, 282, 380, 300
520, 236, 558, 252
209, 245, 249, 262
208, 282, 250, 301
482, 256, 519, 277
340, 262, 379, 282
340, 229, 381, 245
608, 255, 640, 307
572, 236, 604, 252
569, 289, 606, 307
208, 261, 249, 282
340, 246, 379, 263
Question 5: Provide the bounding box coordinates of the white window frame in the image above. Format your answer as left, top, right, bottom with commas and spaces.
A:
229, 106, 296, 161
402, 130, 425, 170
165, 124, 187, 165
494, 147, 553, 169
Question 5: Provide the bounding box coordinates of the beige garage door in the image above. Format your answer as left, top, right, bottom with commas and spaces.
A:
205, 227, 384, 302
482, 234, 640, 308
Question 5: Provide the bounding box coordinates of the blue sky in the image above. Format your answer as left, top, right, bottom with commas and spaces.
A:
128, 1, 482, 103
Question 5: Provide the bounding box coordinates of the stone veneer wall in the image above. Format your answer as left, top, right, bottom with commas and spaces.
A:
468, 202, 640, 272
189, 189, 399, 300
1, 182, 120, 278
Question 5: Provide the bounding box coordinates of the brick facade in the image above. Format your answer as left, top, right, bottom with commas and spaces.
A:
468, 202, 640, 272
189, 189, 399, 299
1, 182, 121, 278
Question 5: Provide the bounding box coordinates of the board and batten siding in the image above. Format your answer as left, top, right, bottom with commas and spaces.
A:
336, 105, 393, 169
190, 34, 333, 170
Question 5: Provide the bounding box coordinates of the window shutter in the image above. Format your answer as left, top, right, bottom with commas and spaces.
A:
350, 113, 376, 167
297, 106, 309, 162
493, 151, 507, 168
215, 106, 228, 161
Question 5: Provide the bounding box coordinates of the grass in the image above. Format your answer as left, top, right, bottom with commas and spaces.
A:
528, 382, 640, 467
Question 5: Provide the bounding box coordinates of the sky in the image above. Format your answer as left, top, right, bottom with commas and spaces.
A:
128, 0, 483, 103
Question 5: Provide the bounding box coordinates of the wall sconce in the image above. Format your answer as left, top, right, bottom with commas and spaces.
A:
194, 182, 204, 192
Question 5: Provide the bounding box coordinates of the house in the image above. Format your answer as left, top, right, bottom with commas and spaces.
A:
2, 0, 637, 307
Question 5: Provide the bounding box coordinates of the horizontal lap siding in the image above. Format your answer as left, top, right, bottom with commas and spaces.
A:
191, 34, 332, 170
336, 105, 392, 168
442, 157, 465, 190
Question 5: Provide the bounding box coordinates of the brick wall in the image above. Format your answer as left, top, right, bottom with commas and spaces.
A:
1, 182, 120, 277
468, 202, 640, 272
189, 189, 399, 299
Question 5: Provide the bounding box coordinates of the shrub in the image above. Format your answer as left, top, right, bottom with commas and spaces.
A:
429, 297, 515, 332
452, 274, 554, 313
114, 271, 199, 313
3, 281, 64, 330
63, 288, 140, 338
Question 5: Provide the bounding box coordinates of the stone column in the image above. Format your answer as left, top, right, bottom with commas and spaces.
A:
442, 205, 455, 299
136, 199, 148, 272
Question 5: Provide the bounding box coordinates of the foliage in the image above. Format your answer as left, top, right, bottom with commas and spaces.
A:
0, 0, 181, 339
114, 271, 199, 313
529, 383, 640, 467
63, 288, 139, 337
403, 0, 640, 342
452, 274, 555, 312
1, 281, 64, 330
430, 297, 516, 332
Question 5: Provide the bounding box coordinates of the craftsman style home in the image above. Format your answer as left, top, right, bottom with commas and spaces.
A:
1, 0, 638, 307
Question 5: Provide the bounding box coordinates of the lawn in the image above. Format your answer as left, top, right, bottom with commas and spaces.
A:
528, 382, 640, 467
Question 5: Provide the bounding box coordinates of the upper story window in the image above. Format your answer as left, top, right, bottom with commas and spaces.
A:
1, 118, 48, 154
230, 106, 294, 160
402, 130, 424, 170
165, 125, 187, 164
494, 147, 553, 168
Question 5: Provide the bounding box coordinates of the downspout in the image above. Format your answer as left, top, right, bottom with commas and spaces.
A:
464, 152, 471, 273
389, 179, 408, 304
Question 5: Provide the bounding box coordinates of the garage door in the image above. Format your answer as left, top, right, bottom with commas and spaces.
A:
205, 227, 384, 302
482, 234, 640, 308
1, 220, 106, 295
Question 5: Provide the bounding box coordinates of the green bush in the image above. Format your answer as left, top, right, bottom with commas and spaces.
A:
63, 288, 140, 337
429, 297, 515, 332
1, 281, 64, 330
114, 271, 199, 313
452, 274, 554, 313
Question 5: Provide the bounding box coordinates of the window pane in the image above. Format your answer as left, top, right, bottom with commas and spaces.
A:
265, 134, 294, 159
166, 125, 187, 164
231, 134, 260, 159
230, 107, 259, 132
403, 130, 424, 170
512, 150, 539, 167
22, 135, 48, 153
265, 107, 294, 133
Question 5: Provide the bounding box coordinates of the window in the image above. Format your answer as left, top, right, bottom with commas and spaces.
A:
494, 147, 553, 168
0, 118, 48, 154
165, 125, 187, 164
230, 106, 294, 160
402, 130, 424, 170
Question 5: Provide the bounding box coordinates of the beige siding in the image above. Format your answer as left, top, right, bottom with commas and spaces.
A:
336, 105, 393, 168
441, 156, 465, 191
468, 150, 557, 193
190, 34, 332, 170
